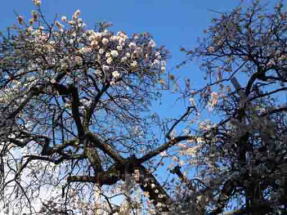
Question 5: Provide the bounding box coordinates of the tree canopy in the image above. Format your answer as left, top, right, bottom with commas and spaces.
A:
0, 0, 286, 214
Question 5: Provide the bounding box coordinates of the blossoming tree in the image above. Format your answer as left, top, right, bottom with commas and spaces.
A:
174, 1, 287, 214
1, 0, 287, 214
0, 1, 198, 214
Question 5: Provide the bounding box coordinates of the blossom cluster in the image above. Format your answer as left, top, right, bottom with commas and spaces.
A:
9, 9, 167, 89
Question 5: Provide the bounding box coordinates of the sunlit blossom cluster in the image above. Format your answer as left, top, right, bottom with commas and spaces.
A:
9, 9, 167, 90
32, 0, 41, 6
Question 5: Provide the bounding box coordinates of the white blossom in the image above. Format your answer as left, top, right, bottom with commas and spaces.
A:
110, 50, 119, 58
129, 42, 136, 49
55, 21, 64, 30
116, 45, 123, 51
106, 57, 113, 64
33, 0, 41, 6
112, 71, 120, 79
99, 48, 105, 54
121, 57, 127, 62
102, 38, 109, 45
72, 9, 81, 20
105, 52, 111, 58
148, 39, 156, 47
61, 16, 67, 22
131, 61, 138, 68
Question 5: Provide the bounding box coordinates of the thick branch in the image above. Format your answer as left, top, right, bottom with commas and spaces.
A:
85, 146, 103, 172
137, 164, 172, 212
86, 132, 125, 164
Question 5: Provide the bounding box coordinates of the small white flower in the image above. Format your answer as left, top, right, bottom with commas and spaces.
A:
160, 151, 167, 157
55, 21, 63, 30
68, 20, 75, 25
64, 103, 71, 108
88, 35, 95, 41
99, 49, 105, 54
129, 42, 136, 49
189, 97, 196, 106
156, 202, 162, 207
155, 51, 161, 56
61, 62, 69, 69
102, 38, 109, 45
112, 71, 120, 79
116, 45, 123, 51
61, 16, 67, 22
91, 40, 98, 46
118, 38, 126, 46
71, 32, 77, 38
110, 35, 118, 41
133, 34, 139, 40
105, 52, 111, 58
196, 195, 203, 202
208, 92, 219, 108
94, 32, 102, 40
153, 59, 160, 66
8, 134, 16, 139
106, 57, 113, 64
117, 31, 127, 38
121, 57, 127, 62
131, 61, 138, 68
148, 39, 156, 47
72, 9, 81, 20
33, 0, 41, 6
27, 26, 33, 32
110, 50, 119, 58
81, 99, 91, 107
